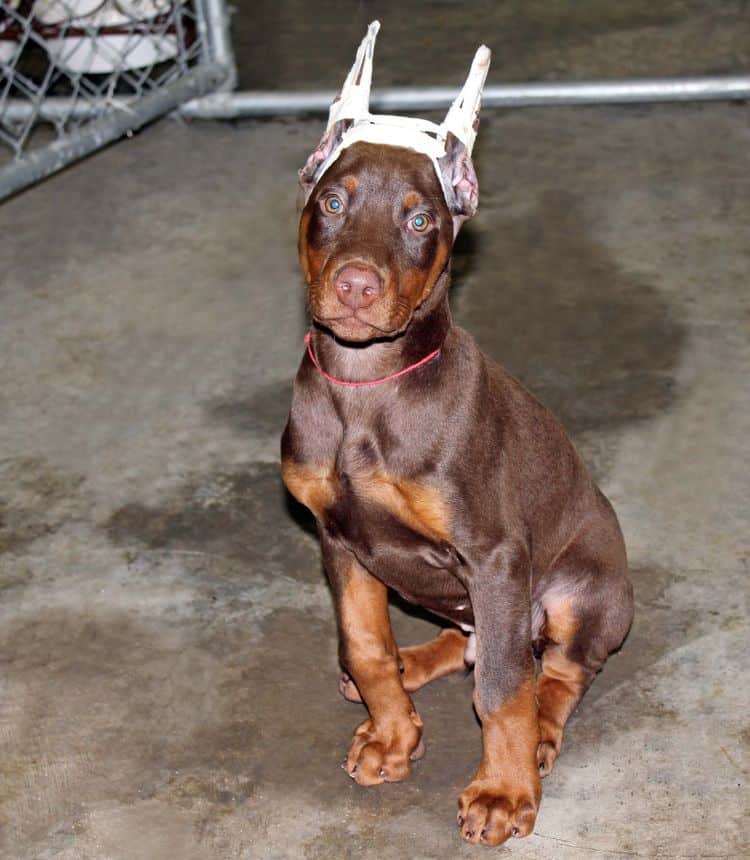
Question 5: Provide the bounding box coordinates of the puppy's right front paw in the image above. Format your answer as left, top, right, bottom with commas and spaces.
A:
343, 714, 424, 786
457, 775, 540, 846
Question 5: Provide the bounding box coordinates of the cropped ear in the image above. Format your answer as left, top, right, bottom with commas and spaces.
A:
298, 120, 350, 205
438, 131, 479, 236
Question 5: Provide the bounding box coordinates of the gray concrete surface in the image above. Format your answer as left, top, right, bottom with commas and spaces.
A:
235, 1, 750, 89
2, 26, 750, 860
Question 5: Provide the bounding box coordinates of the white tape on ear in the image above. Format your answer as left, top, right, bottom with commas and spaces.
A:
326, 20, 380, 131
442, 44, 492, 156
314, 21, 491, 204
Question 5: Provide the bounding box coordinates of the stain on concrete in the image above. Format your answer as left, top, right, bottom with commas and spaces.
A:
0, 569, 334, 856
105, 462, 318, 581
207, 379, 295, 440
0, 457, 85, 555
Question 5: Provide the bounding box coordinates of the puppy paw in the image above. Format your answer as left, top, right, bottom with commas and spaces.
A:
343, 713, 424, 786
536, 738, 559, 777
457, 777, 540, 846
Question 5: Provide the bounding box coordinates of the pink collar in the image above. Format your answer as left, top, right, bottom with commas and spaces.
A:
304, 331, 441, 388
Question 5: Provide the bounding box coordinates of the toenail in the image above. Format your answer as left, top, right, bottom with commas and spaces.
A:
457, 815, 464, 826
480, 829, 488, 841
511, 826, 519, 837
378, 768, 385, 777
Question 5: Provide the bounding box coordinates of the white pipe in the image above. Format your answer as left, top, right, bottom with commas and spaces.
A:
179, 75, 750, 118
4, 75, 748, 125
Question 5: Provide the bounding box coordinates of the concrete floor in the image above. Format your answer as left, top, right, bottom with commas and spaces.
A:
2, 10, 750, 860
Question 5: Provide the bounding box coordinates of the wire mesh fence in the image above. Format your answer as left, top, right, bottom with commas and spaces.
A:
0, 0, 233, 199
0, 1, 212, 159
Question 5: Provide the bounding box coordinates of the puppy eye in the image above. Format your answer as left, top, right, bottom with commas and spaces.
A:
322, 195, 344, 214
410, 213, 431, 232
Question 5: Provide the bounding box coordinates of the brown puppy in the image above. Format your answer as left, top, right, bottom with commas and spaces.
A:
282, 127, 634, 846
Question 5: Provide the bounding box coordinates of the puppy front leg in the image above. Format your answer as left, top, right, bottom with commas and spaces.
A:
458, 541, 541, 846
322, 534, 423, 786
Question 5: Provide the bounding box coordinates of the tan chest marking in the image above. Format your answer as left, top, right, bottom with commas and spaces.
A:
282, 461, 451, 543
281, 460, 337, 519
357, 473, 451, 543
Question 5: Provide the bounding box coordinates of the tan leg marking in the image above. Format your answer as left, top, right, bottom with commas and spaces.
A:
340, 628, 468, 702
458, 677, 541, 846
339, 561, 423, 786
536, 596, 588, 777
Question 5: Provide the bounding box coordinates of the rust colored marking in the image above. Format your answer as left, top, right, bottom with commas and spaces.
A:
298, 209, 327, 286
399, 628, 468, 691
281, 460, 337, 519
298, 209, 312, 283
403, 191, 420, 210
539, 644, 586, 684
357, 472, 451, 542
340, 561, 397, 667
458, 676, 541, 845
339, 560, 423, 786
400, 267, 426, 304
535, 599, 588, 776
543, 594, 580, 644
418, 238, 450, 305
536, 645, 588, 775
341, 628, 468, 702
397, 234, 451, 310
344, 175, 358, 195
473, 676, 540, 776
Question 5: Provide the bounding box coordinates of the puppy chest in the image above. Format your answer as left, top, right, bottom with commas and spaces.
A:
283, 451, 451, 541
283, 455, 471, 622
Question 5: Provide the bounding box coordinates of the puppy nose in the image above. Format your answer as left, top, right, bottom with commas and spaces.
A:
334, 264, 382, 310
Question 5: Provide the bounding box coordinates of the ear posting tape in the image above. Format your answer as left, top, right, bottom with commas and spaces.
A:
314, 21, 491, 202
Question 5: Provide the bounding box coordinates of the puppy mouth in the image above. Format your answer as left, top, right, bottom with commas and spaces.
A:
317, 311, 372, 327
313, 311, 403, 339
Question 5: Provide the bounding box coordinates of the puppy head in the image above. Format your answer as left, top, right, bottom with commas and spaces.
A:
298, 135, 479, 344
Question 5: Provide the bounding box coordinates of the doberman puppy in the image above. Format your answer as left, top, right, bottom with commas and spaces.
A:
282, 125, 634, 846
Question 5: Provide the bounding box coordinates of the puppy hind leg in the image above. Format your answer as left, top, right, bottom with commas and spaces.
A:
340, 627, 470, 702
536, 572, 633, 777
535, 639, 592, 777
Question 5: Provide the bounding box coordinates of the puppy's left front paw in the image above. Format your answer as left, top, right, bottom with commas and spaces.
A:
457, 777, 540, 846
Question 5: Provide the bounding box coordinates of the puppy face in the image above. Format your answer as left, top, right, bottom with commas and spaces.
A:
298, 142, 455, 343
